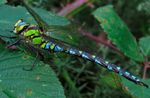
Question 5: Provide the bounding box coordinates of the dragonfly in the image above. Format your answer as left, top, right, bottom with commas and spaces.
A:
0, 19, 147, 88
0, 0, 148, 88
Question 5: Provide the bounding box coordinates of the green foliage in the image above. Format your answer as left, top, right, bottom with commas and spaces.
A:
31, 7, 70, 26
0, 44, 65, 98
139, 36, 150, 56
100, 73, 122, 88
0, 0, 6, 5
93, 5, 144, 62
137, 0, 150, 15
122, 78, 150, 98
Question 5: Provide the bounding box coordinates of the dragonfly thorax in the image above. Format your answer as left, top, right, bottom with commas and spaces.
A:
13, 19, 46, 45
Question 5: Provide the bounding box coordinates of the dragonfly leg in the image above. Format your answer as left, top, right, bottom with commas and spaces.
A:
6, 39, 21, 48
23, 51, 40, 71
137, 81, 149, 88
0, 34, 19, 49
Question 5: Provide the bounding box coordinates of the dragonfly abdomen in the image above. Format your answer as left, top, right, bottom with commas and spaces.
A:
45, 44, 148, 87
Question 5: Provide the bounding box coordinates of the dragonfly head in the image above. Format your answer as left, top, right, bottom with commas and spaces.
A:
13, 19, 30, 34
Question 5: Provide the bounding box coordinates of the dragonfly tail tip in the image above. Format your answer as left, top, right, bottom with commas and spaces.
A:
139, 82, 149, 88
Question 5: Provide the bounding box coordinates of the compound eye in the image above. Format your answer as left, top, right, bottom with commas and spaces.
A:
15, 19, 22, 26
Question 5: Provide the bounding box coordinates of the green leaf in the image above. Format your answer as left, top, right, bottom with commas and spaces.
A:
0, 0, 6, 5
122, 78, 150, 98
137, 0, 150, 15
32, 7, 70, 26
0, 45, 65, 98
100, 73, 122, 88
93, 5, 144, 61
0, 4, 68, 31
139, 36, 150, 56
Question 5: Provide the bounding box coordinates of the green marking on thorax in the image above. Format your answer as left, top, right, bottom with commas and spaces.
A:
24, 30, 40, 37
32, 37, 43, 44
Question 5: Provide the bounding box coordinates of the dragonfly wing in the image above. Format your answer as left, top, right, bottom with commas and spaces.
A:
45, 25, 80, 46
22, 0, 80, 46
22, 0, 49, 31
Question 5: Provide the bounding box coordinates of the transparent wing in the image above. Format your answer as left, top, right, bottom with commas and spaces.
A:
22, 0, 80, 46
46, 25, 81, 46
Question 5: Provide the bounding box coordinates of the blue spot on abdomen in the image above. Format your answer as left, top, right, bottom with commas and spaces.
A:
45, 43, 51, 49
54, 45, 63, 52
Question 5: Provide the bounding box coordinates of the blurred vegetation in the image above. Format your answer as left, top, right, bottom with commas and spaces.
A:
0, 0, 150, 98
